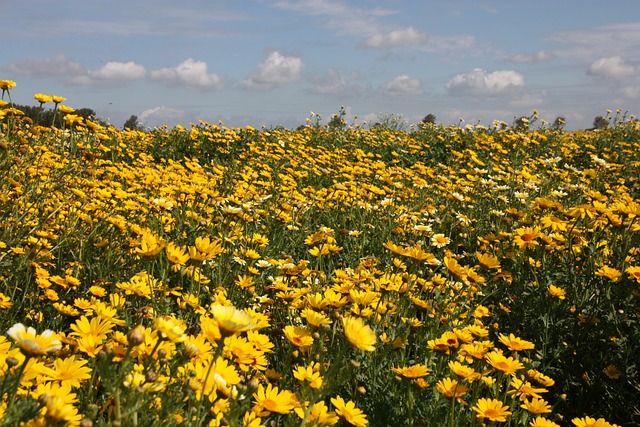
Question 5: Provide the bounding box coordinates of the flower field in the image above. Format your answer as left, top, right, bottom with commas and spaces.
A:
0, 81, 639, 426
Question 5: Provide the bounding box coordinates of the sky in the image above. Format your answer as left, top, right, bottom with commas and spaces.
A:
3, 0, 640, 130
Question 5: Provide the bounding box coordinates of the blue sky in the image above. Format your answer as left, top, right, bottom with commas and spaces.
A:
3, 0, 640, 130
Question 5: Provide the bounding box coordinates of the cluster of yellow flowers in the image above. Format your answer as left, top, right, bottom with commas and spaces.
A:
0, 82, 637, 426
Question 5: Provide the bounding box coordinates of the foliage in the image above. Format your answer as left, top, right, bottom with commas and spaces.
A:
0, 81, 639, 427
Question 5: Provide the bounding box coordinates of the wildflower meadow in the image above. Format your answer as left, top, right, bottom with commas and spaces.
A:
0, 80, 638, 426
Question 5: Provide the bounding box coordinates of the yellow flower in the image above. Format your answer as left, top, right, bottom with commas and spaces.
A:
572, 416, 614, 427
197, 356, 241, 398
331, 395, 368, 427
34, 93, 53, 104
540, 216, 567, 232
165, 242, 190, 267
44, 355, 92, 388
293, 364, 323, 388
521, 397, 552, 415
548, 285, 566, 300
6, 323, 62, 356
514, 227, 541, 249
301, 308, 332, 327
391, 363, 429, 379
253, 383, 295, 415
624, 266, 640, 282
69, 316, 114, 341
41, 394, 78, 424
595, 266, 622, 281
435, 377, 468, 398
153, 315, 187, 343
210, 304, 257, 335
58, 104, 75, 114
0, 80, 16, 90
342, 316, 376, 351
283, 325, 314, 348
294, 401, 339, 425
507, 377, 548, 400
527, 369, 556, 387
530, 416, 561, 426
602, 364, 621, 379
51, 95, 66, 104
473, 397, 512, 422
448, 361, 481, 381
485, 351, 525, 374
0, 292, 12, 309
498, 333, 535, 351
476, 252, 501, 269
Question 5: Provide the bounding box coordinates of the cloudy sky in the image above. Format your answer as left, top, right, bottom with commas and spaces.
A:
3, 0, 640, 130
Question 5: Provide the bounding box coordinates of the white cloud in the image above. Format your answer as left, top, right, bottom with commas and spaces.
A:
70, 61, 146, 86
241, 51, 304, 90
587, 56, 637, 79
89, 61, 146, 81
508, 50, 554, 63
150, 59, 223, 90
4, 55, 86, 77
380, 75, 423, 95
360, 27, 427, 49
446, 68, 525, 97
139, 106, 186, 126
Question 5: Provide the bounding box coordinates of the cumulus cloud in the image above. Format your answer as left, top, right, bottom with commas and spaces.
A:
508, 50, 554, 63
587, 56, 637, 79
71, 61, 146, 85
380, 75, 423, 95
446, 68, 525, 97
89, 61, 146, 81
360, 27, 427, 48
241, 51, 304, 90
4, 55, 86, 78
150, 58, 223, 90
139, 106, 186, 126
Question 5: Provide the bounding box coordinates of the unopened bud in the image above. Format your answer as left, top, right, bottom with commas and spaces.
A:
248, 378, 260, 391
145, 370, 158, 383
127, 325, 145, 346
5, 357, 19, 368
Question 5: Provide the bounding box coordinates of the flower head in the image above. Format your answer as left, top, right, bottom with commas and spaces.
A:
331, 395, 368, 427
342, 316, 376, 351
253, 383, 295, 415
7, 323, 61, 356
499, 333, 535, 351
210, 304, 257, 336
0, 80, 16, 91
473, 397, 512, 422
435, 377, 468, 398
